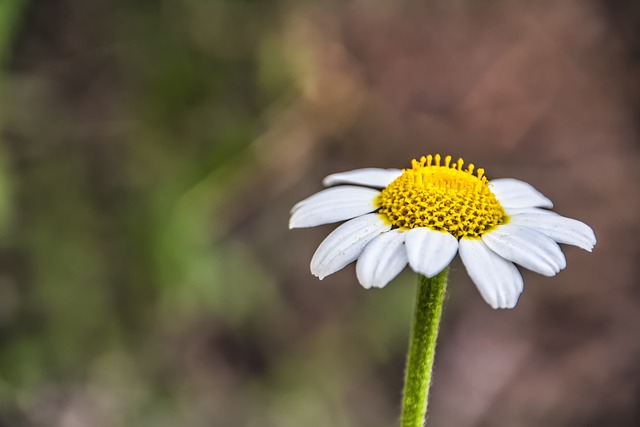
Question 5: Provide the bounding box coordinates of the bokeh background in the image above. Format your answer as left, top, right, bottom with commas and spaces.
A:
0, 0, 639, 426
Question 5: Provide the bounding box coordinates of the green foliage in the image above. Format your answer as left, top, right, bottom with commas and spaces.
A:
0, 1, 414, 426
0, 0, 26, 66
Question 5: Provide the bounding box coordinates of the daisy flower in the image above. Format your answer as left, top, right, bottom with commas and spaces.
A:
289, 154, 596, 309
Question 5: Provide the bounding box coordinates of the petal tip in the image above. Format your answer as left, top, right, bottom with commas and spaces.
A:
358, 280, 373, 290
502, 299, 519, 309
489, 297, 519, 310
423, 266, 447, 278
498, 304, 517, 310
288, 217, 301, 229
310, 265, 328, 280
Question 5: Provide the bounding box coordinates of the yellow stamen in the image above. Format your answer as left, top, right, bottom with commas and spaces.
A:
376, 155, 507, 239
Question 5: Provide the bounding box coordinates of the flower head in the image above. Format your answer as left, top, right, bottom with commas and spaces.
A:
290, 155, 596, 309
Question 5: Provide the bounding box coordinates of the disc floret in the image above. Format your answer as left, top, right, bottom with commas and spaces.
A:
377, 154, 507, 239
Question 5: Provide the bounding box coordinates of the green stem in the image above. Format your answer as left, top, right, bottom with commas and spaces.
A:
400, 268, 449, 427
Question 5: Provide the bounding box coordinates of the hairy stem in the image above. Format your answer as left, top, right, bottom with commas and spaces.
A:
400, 268, 449, 427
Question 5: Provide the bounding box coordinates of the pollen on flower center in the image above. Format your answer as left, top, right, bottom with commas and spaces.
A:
376, 154, 507, 239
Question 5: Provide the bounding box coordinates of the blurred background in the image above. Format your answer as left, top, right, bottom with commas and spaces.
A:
0, 0, 639, 426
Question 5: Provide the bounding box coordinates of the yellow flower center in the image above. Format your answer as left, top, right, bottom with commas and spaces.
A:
377, 154, 507, 239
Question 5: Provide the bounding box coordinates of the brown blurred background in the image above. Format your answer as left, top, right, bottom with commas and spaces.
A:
0, 0, 639, 426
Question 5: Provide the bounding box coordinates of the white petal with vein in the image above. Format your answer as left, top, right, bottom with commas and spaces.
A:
490, 178, 553, 209
482, 224, 566, 276
356, 229, 408, 289
322, 168, 403, 188
289, 186, 380, 228
505, 207, 558, 216
459, 238, 524, 309
311, 214, 391, 279
405, 228, 459, 278
509, 213, 596, 251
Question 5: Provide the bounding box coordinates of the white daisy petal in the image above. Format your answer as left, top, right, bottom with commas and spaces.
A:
322, 168, 403, 188
459, 238, 524, 309
509, 213, 596, 252
405, 228, 459, 278
482, 224, 566, 276
505, 207, 558, 216
310, 214, 391, 279
490, 178, 553, 209
289, 186, 380, 229
356, 229, 408, 289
